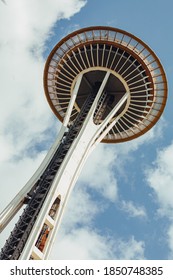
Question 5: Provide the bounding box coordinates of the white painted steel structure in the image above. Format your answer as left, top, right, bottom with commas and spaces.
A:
21, 71, 129, 260
0, 26, 167, 260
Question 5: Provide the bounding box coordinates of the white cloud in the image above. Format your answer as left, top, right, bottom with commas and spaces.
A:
120, 200, 147, 219
36, 166, 145, 260
0, 0, 87, 177
167, 225, 173, 259
0, 0, 87, 163
146, 142, 173, 215
116, 236, 145, 260
50, 181, 145, 260
146, 142, 173, 257
51, 227, 113, 260
0, 0, 86, 45
1, 0, 6, 5
60, 185, 103, 232
51, 227, 145, 259
0, 151, 46, 210
79, 144, 119, 202
0, 0, 87, 254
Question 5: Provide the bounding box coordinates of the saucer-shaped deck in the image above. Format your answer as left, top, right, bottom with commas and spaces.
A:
44, 26, 167, 143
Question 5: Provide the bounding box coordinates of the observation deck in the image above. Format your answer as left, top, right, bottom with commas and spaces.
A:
44, 26, 167, 143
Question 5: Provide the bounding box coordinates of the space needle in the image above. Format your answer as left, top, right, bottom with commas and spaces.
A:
0, 26, 167, 259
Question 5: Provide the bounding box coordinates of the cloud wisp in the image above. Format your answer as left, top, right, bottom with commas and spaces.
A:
50, 185, 145, 260
146, 142, 173, 258
120, 200, 147, 219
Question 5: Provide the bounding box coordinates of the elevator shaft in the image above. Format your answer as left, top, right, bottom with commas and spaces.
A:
0, 90, 97, 260
0, 69, 129, 260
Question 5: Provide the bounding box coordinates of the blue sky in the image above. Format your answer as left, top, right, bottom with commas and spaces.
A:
0, 0, 173, 260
